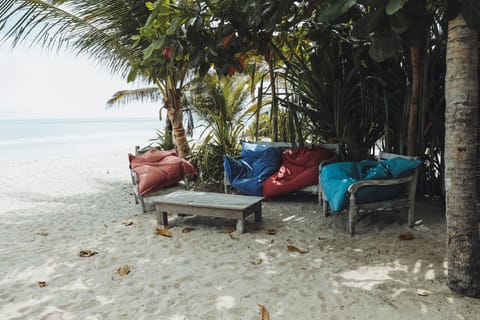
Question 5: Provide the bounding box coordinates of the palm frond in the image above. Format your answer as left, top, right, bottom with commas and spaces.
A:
106, 87, 162, 108
0, 0, 150, 77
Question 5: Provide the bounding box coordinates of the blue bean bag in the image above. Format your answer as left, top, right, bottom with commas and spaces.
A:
321, 158, 420, 212
224, 142, 285, 196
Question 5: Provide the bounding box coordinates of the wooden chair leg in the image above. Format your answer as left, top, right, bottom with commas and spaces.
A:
407, 179, 417, 227
322, 197, 330, 217
139, 196, 146, 213
348, 194, 357, 235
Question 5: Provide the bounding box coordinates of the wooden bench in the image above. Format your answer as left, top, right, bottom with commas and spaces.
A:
155, 190, 263, 233
223, 141, 340, 200
322, 152, 419, 235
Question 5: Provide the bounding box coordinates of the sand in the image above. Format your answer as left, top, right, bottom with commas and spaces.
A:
0, 149, 479, 320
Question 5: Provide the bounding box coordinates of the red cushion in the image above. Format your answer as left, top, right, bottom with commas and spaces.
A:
262, 146, 333, 198
128, 149, 178, 169
129, 149, 197, 195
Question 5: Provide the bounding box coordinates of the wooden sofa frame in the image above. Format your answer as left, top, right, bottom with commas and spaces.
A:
130, 146, 193, 213
223, 141, 340, 200
322, 151, 419, 235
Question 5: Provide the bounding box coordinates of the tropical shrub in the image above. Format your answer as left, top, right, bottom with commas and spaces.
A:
185, 74, 256, 185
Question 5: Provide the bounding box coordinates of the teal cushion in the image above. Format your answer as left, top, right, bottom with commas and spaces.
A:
321, 157, 420, 212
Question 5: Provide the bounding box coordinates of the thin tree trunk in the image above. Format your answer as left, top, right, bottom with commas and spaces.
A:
255, 78, 264, 142
445, 14, 480, 297
166, 88, 190, 159
383, 91, 392, 152
268, 51, 279, 142
407, 46, 420, 156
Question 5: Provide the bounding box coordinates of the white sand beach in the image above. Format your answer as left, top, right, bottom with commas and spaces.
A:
1, 149, 479, 319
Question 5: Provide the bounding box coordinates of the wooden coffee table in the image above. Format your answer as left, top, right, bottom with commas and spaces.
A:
155, 190, 263, 233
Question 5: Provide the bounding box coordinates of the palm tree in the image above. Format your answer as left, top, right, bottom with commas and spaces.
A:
0, 0, 191, 157
185, 73, 256, 184
444, 13, 480, 297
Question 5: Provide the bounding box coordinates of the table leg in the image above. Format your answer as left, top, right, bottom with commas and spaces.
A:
236, 218, 245, 234
254, 210, 262, 223
156, 211, 168, 227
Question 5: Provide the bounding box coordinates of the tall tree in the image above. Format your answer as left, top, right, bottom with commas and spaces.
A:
0, 0, 191, 157
444, 11, 480, 297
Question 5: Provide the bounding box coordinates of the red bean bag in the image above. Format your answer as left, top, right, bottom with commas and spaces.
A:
262, 146, 334, 198
129, 149, 179, 169
129, 149, 197, 195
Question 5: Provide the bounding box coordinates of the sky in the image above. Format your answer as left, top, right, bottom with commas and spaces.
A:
0, 45, 160, 120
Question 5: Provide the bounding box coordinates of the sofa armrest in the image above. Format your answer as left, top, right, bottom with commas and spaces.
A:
347, 175, 415, 195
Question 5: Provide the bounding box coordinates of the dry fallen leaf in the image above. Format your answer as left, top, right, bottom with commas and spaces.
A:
220, 227, 236, 234
79, 250, 98, 257
229, 233, 239, 240
287, 245, 308, 254
258, 304, 270, 320
416, 289, 429, 296
155, 228, 172, 237
265, 228, 277, 235
399, 232, 414, 240
250, 258, 263, 265
122, 221, 134, 226
117, 265, 131, 276
37, 231, 49, 236
182, 227, 195, 233
38, 281, 46, 288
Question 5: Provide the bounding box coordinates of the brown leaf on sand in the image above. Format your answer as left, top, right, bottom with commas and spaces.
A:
37, 231, 49, 236
250, 258, 263, 265
287, 245, 308, 254
399, 232, 414, 240
155, 228, 172, 237
416, 289, 430, 296
117, 265, 131, 276
182, 227, 195, 233
219, 227, 236, 234
79, 250, 98, 257
258, 304, 270, 320
38, 281, 46, 288
265, 228, 277, 235
122, 221, 134, 226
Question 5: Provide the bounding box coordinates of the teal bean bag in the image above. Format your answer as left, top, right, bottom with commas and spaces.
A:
321, 158, 420, 212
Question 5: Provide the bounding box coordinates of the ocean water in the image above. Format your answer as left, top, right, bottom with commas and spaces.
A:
0, 118, 163, 161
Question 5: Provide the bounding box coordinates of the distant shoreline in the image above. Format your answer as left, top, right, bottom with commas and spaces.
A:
0, 117, 162, 161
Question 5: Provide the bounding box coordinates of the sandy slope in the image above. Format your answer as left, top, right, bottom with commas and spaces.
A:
0, 150, 479, 320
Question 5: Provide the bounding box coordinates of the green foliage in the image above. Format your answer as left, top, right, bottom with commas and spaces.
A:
186, 74, 256, 183
0, 1, 150, 77
279, 32, 388, 159
318, 0, 358, 23
244, 110, 301, 143
146, 129, 176, 151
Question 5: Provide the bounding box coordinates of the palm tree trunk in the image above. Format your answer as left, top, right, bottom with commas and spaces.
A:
164, 114, 174, 149
407, 46, 420, 156
166, 88, 190, 159
445, 14, 480, 297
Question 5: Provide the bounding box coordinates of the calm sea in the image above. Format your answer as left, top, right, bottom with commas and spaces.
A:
0, 118, 163, 161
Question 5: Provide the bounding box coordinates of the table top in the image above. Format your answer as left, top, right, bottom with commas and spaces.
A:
155, 190, 263, 210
